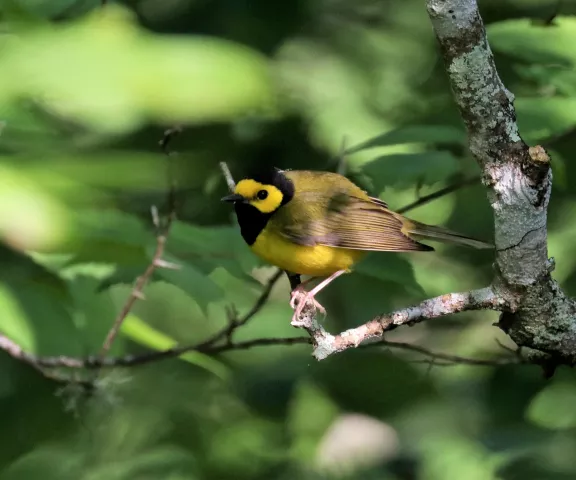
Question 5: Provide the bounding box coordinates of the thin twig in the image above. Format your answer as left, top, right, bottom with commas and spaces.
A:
369, 340, 525, 366
99, 128, 180, 357
98, 230, 173, 357
159, 125, 183, 154
396, 176, 480, 214
220, 162, 236, 192
232, 269, 283, 330
0, 332, 524, 371
196, 268, 284, 348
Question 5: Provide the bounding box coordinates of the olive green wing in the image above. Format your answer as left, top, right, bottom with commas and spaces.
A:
271, 189, 432, 252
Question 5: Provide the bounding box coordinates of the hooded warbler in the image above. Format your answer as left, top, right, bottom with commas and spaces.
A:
222, 168, 491, 323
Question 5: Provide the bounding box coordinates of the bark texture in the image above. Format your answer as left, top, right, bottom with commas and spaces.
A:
427, 0, 576, 365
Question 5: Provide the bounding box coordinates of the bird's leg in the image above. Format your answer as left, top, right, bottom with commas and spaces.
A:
289, 276, 319, 309
285, 272, 302, 291
291, 269, 347, 326
285, 272, 322, 309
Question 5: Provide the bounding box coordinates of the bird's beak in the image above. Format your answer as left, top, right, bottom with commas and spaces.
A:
221, 193, 245, 203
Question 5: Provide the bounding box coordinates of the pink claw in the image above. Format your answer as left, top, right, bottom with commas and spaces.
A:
290, 289, 326, 325
288, 270, 347, 325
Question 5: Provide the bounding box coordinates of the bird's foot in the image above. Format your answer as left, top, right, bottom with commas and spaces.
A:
289, 285, 305, 309
290, 288, 326, 327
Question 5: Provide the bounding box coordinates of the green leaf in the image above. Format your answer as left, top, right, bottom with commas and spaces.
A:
154, 253, 224, 311
63, 272, 120, 353
7, 0, 95, 19
355, 252, 425, 296
0, 246, 82, 356
516, 97, 576, 143
313, 350, 436, 418
346, 125, 466, 155
0, 445, 83, 480
0, 163, 73, 252
361, 151, 460, 189
488, 17, 576, 66
84, 446, 199, 480
0, 282, 35, 351
96, 266, 151, 292
488, 17, 576, 96
0, 0, 49, 26
288, 380, 340, 464
65, 210, 153, 266
0, 5, 277, 136
548, 149, 567, 191
527, 381, 576, 429
13, 152, 172, 191
419, 435, 501, 480
167, 221, 259, 282
121, 313, 230, 382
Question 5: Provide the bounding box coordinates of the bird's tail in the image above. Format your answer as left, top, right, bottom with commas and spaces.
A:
405, 220, 493, 250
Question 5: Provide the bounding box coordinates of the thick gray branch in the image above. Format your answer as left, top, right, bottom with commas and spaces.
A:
426, 0, 576, 364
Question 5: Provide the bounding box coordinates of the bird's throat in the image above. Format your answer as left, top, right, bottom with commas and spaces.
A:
234, 203, 273, 246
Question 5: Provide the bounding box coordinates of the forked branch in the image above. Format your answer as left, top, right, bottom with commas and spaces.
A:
294, 287, 507, 360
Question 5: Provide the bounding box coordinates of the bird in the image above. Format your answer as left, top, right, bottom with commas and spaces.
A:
221, 168, 492, 325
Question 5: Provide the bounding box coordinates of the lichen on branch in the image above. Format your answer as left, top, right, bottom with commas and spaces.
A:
426, 0, 576, 367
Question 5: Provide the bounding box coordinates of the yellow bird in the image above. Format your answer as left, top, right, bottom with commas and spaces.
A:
222, 168, 491, 324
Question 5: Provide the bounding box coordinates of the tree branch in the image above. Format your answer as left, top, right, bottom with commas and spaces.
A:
98, 219, 175, 357
426, 0, 576, 369
99, 128, 181, 358
294, 287, 507, 360
220, 161, 236, 192
0, 329, 523, 371
195, 268, 284, 348
369, 339, 526, 367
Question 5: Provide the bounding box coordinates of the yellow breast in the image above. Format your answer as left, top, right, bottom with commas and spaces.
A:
251, 226, 366, 277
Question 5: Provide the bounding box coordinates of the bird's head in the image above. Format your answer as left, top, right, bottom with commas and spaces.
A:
221, 167, 294, 214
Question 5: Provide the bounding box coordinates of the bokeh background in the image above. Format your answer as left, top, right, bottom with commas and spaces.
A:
2, 0, 576, 478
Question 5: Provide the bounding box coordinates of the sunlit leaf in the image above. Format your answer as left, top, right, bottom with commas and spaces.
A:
489, 17, 576, 66
527, 381, 576, 429
0, 246, 82, 355
12, 152, 172, 191
489, 17, 576, 96
0, 163, 72, 252
516, 97, 576, 143
0, 5, 276, 135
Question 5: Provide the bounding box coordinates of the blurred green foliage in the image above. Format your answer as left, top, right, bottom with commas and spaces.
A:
2, 0, 576, 479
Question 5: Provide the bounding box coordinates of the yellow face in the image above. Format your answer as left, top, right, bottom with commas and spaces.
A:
234, 179, 284, 214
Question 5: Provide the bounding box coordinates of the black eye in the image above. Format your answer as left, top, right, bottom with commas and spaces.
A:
256, 190, 268, 200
